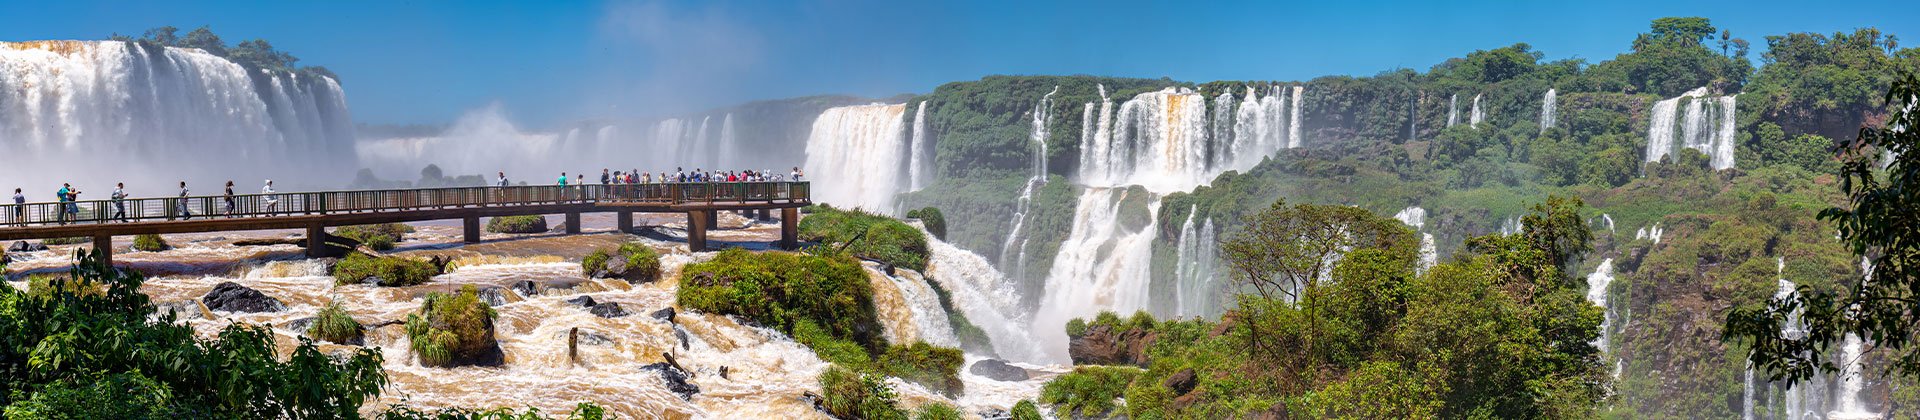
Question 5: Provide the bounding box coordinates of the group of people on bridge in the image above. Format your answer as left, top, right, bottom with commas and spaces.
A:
8, 180, 277, 226
535, 167, 805, 188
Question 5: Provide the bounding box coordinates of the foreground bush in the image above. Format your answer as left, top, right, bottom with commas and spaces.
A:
905, 207, 947, 240
0, 250, 386, 418
818, 365, 907, 420
1039, 366, 1144, 418
798, 206, 929, 271
1010, 400, 1043, 420
332, 253, 442, 286
132, 234, 170, 252
307, 301, 363, 344
583, 242, 662, 283
404, 285, 500, 367
335, 223, 415, 251
877, 342, 965, 397
486, 215, 549, 234
40, 237, 87, 246
678, 248, 884, 352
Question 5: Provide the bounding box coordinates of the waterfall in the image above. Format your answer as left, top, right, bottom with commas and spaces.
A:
1540, 88, 1558, 133
1078, 87, 1211, 191
925, 229, 1048, 362
803, 103, 911, 213
907, 102, 930, 191
1634, 224, 1665, 244
1826, 258, 1879, 419
718, 113, 738, 169
1644, 87, 1738, 170
1033, 187, 1160, 362
1585, 259, 1615, 360
1600, 213, 1616, 234
1224, 85, 1291, 169
1289, 85, 1304, 148
1447, 94, 1459, 128
1469, 94, 1485, 128
1174, 207, 1221, 318
999, 88, 1058, 283
0, 40, 354, 194
1392, 207, 1437, 274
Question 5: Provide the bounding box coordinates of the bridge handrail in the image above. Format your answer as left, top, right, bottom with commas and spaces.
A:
0, 182, 811, 228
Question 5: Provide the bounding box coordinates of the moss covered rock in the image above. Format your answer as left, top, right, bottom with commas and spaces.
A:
405, 285, 502, 367
486, 215, 548, 234
583, 242, 662, 283
132, 234, 170, 252
877, 342, 965, 397
334, 223, 414, 251
306, 302, 364, 345
678, 248, 886, 353
331, 253, 442, 287
799, 205, 929, 271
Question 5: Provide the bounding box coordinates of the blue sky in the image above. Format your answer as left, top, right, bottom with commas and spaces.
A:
3, 0, 1914, 127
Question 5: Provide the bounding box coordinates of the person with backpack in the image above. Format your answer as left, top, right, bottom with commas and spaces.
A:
11, 188, 23, 225
112, 183, 128, 222
222, 181, 236, 218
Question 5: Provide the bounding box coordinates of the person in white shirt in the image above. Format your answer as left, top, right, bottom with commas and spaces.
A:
262, 180, 279, 214
497, 172, 509, 187
112, 183, 128, 222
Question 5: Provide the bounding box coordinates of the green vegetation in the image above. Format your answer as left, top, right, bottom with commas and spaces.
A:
923, 278, 993, 355
818, 365, 906, 420
332, 253, 442, 287
0, 250, 386, 418
1010, 400, 1042, 420
798, 205, 929, 271
582, 242, 662, 283
487, 215, 550, 234
113, 26, 336, 81
404, 285, 499, 368
679, 248, 885, 352
876, 342, 965, 397
904, 207, 947, 240
132, 234, 169, 252
308, 301, 363, 345
1039, 366, 1143, 418
335, 223, 415, 251
40, 237, 87, 246
911, 402, 962, 420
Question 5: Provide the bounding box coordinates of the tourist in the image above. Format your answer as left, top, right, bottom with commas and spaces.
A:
791, 167, 804, 182
55, 184, 73, 225
112, 183, 128, 222
177, 182, 192, 220
11, 188, 24, 225
675, 167, 684, 183
497, 172, 509, 187
601, 169, 611, 185
262, 180, 279, 214
558, 172, 568, 187
223, 181, 236, 218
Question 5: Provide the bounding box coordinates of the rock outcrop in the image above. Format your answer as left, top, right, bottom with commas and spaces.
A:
1067, 324, 1156, 367
968, 359, 1030, 382
201, 281, 286, 313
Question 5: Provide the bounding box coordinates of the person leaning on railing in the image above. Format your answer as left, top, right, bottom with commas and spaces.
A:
12, 188, 24, 225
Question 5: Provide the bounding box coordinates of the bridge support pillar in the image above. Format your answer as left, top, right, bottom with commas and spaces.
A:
565, 212, 582, 234
707, 210, 719, 228
617, 211, 634, 233
687, 211, 710, 252
306, 224, 328, 258
757, 208, 770, 220
463, 216, 481, 243
780, 207, 798, 250
93, 235, 113, 267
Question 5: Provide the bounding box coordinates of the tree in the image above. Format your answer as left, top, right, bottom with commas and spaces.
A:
1219, 199, 1416, 359
1648, 17, 1716, 47
1726, 73, 1920, 384
178, 26, 226, 56
140, 26, 179, 46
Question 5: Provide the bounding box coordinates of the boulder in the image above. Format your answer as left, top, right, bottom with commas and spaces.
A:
1164, 367, 1198, 396
604, 256, 629, 278
640, 362, 700, 400
202, 282, 286, 313
968, 359, 1030, 382
511, 280, 539, 297
1067, 324, 1156, 367
650, 307, 677, 324
283, 317, 317, 334
978, 409, 1012, 420
589, 302, 628, 318
475, 286, 509, 306
566, 296, 597, 308
9, 241, 47, 252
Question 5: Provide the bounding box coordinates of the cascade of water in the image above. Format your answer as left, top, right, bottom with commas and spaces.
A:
718, 113, 737, 168
1469, 93, 1485, 128
1033, 188, 1161, 362
1541, 88, 1558, 134
1826, 257, 1879, 419
1392, 207, 1437, 274
1586, 259, 1616, 359
1447, 94, 1459, 128
803, 103, 911, 213
1644, 87, 1738, 170
925, 229, 1048, 362
1289, 85, 1304, 148
907, 102, 931, 192
693, 116, 712, 166
1212, 91, 1237, 170
873, 265, 960, 347
1, 40, 354, 194
1600, 214, 1616, 234
1174, 207, 1221, 318
999, 88, 1058, 284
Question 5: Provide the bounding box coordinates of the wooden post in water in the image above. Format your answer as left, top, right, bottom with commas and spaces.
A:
564, 212, 582, 234
616, 211, 633, 233
780, 207, 799, 250
92, 235, 112, 266
687, 210, 709, 252
305, 224, 327, 258
568, 327, 579, 365
463, 216, 481, 243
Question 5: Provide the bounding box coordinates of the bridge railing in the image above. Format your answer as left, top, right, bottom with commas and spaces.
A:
0, 182, 810, 228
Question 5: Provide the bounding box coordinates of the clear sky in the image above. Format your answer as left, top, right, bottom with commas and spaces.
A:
3, 0, 1914, 128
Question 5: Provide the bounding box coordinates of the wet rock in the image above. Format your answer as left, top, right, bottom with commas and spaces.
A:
604, 256, 629, 277
650, 307, 676, 324
9, 241, 47, 252
511, 280, 539, 297
475, 286, 509, 306
589, 302, 628, 318
154, 300, 204, 320
575, 330, 614, 346
1068, 324, 1156, 367
1165, 367, 1198, 396
969, 359, 1030, 382
284, 317, 316, 334
1, 253, 10, 266
201, 281, 286, 313
674, 325, 691, 350
978, 408, 1012, 420
640, 362, 700, 400
566, 296, 597, 308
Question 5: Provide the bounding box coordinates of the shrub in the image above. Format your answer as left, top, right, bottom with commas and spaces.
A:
819, 365, 908, 420
678, 248, 885, 352
26, 274, 102, 299
132, 234, 170, 252
332, 253, 441, 287
1039, 366, 1144, 418
41, 237, 87, 246
911, 402, 962, 420
582, 242, 661, 283
335, 223, 413, 251
486, 215, 548, 234
905, 207, 947, 240
404, 285, 499, 367
308, 301, 363, 344
798, 206, 929, 271
877, 342, 965, 397
924, 279, 994, 355
1010, 400, 1043, 420
1065, 318, 1089, 338
794, 319, 872, 369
